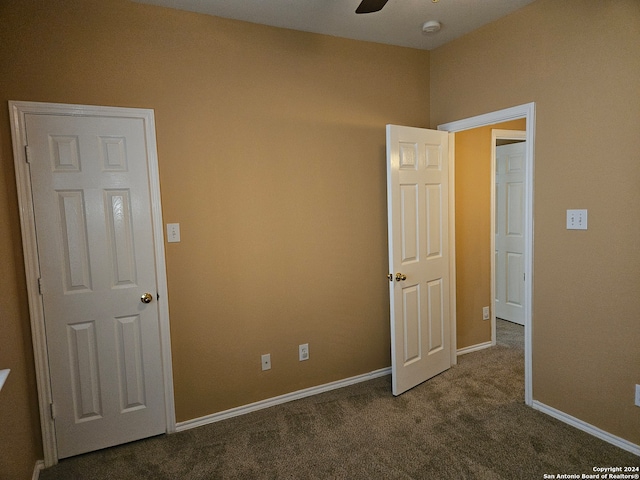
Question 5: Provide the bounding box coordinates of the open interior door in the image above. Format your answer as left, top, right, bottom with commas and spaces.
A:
495, 138, 526, 326
386, 125, 451, 396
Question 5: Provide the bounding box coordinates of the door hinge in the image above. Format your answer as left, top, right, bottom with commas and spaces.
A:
25, 145, 31, 163
49, 402, 56, 420
37, 277, 44, 295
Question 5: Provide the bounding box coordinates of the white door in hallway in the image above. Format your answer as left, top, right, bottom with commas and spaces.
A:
386, 125, 451, 396
24, 111, 167, 458
495, 140, 526, 325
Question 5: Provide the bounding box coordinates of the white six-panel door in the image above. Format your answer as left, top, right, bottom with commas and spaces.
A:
387, 125, 451, 396
495, 140, 526, 325
24, 112, 167, 458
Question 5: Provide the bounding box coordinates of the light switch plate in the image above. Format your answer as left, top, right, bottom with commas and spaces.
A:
167, 223, 181, 242
299, 343, 309, 361
566, 210, 587, 230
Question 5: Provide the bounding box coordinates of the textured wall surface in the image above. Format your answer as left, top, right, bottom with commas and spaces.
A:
0, 0, 431, 473
431, 0, 640, 444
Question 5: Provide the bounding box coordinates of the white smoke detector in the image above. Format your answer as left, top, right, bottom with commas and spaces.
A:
422, 20, 442, 34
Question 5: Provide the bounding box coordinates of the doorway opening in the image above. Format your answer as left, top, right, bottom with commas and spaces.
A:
438, 103, 535, 406
492, 129, 527, 333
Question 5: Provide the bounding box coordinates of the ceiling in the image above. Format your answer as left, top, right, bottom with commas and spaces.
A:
132, 0, 536, 50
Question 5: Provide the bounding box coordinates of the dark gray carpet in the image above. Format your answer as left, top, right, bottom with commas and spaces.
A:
41, 320, 638, 479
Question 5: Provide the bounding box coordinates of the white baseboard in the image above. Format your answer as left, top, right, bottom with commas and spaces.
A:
176, 367, 392, 433
32, 460, 44, 480
532, 400, 640, 457
457, 340, 493, 356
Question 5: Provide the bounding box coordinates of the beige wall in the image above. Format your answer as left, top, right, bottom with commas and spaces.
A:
0, 0, 430, 473
3, 0, 639, 474
432, 0, 640, 444
0, 155, 41, 478
454, 119, 526, 349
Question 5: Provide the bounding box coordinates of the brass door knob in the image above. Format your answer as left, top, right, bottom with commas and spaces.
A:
395, 273, 407, 281
141, 292, 153, 304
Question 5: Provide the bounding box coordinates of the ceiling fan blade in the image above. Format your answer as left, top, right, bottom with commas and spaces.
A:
355, 0, 389, 14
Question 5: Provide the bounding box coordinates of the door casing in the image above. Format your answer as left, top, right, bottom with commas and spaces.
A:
9, 101, 176, 467
438, 102, 535, 406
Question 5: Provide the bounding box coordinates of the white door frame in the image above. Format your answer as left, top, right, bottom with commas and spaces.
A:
491, 129, 527, 336
438, 102, 535, 406
9, 101, 176, 467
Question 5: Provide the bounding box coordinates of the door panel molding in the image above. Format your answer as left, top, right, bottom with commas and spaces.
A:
9, 101, 176, 467
387, 125, 451, 396
438, 102, 535, 407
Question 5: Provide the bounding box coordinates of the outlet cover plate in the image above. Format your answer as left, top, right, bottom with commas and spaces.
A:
566, 210, 587, 230
261, 353, 271, 371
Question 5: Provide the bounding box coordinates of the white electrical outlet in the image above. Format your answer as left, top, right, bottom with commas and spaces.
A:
299, 343, 309, 361
635, 384, 640, 407
482, 306, 490, 320
566, 209, 587, 230
166, 223, 181, 242
261, 353, 271, 371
